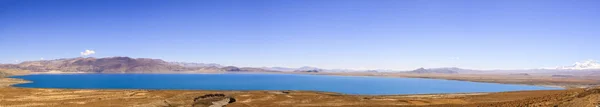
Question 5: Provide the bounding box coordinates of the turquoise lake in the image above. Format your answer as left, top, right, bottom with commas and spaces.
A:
11, 73, 561, 95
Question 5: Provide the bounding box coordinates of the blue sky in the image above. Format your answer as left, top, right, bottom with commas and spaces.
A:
1, 0, 599, 70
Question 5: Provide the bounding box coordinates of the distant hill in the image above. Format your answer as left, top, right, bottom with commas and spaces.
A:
263, 66, 322, 72
294, 66, 323, 72
408, 67, 480, 74
263, 66, 371, 72
239, 67, 280, 72
170, 62, 223, 68
0, 57, 274, 73
294, 69, 322, 73
262, 67, 298, 72
555, 60, 600, 70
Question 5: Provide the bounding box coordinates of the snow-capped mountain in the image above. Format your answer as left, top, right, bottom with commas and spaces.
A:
556, 60, 600, 70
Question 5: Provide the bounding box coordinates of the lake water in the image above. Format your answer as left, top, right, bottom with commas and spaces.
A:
11, 73, 560, 95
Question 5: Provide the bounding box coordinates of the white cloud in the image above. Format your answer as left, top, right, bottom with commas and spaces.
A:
80, 50, 96, 56
40, 57, 44, 60
450, 57, 460, 60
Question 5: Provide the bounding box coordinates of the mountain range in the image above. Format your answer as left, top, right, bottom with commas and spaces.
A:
1, 57, 599, 75
554, 60, 600, 70
262, 66, 323, 72
407, 67, 481, 74
0, 57, 274, 73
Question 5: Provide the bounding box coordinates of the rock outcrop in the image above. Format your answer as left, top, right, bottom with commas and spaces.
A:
192, 94, 236, 107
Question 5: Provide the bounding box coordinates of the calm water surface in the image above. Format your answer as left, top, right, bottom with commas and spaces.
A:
12, 73, 560, 95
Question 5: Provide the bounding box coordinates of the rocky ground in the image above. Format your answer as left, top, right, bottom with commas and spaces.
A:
1, 78, 599, 107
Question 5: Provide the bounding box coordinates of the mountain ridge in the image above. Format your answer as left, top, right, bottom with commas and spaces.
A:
407, 67, 481, 74
0, 57, 274, 73
555, 60, 600, 70
3, 57, 599, 74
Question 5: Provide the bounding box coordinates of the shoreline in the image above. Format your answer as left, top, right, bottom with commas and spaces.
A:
311, 72, 573, 89
5, 72, 568, 95
8, 71, 581, 89
2, 72, 598, 107
315, 72, 599, 89
0, 77, 30, 88
1, 76, 496, 103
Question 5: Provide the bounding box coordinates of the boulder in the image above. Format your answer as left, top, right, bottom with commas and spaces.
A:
192, 94, 236, 107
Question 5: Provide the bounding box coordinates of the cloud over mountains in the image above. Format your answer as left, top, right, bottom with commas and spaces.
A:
80, 50, 96, 56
